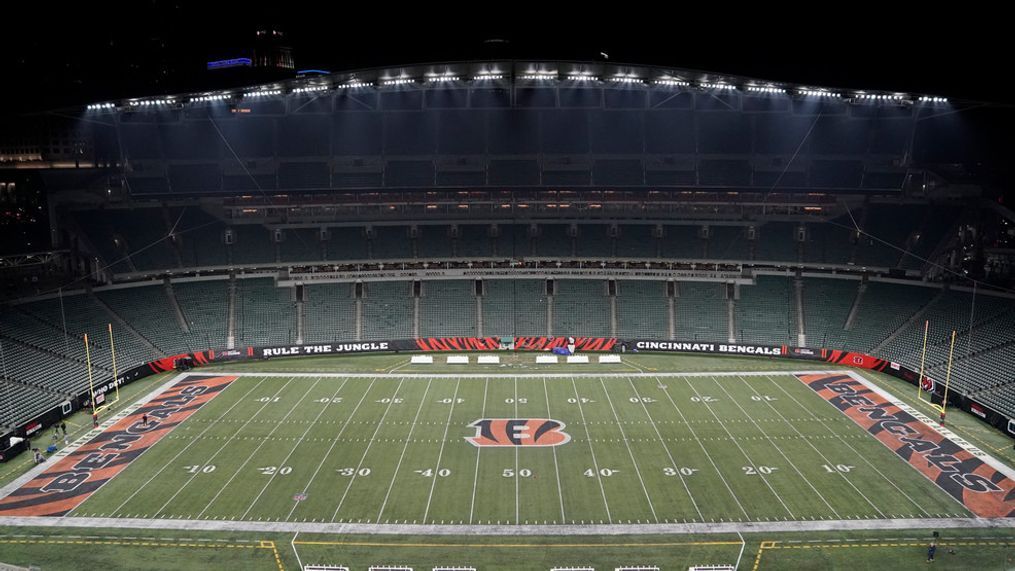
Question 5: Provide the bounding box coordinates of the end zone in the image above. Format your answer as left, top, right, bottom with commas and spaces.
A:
797, 371, 1015, 518
0, 374, 237, 516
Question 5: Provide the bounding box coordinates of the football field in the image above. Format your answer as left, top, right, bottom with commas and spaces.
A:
67, 371, 968, 525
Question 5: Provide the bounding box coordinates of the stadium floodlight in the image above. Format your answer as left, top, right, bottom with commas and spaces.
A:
189, 93, 231, 102
567, 73, 599, 81
244, 89, 282, 97
425, 74, 459, 83
473, 72, 504, 80
919, 95, 948, 103
521, 70, 557, 80
292, 85, 329, 94
798, 88, 841, 98
747, 86, 785, 94
382, 78, 415, 86
700, 82, 736, 90
336, 80, 371, 89
655, 78, 690, 87
610, 76, 644, 84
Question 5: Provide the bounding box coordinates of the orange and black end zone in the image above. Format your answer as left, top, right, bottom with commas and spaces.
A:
797, 372, 1015, 518
0, 374, 237, 517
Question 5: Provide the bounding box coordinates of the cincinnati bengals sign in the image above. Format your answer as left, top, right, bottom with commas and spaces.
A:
466, 418, 571, 447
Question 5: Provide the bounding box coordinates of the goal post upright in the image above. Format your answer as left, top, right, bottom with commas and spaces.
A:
84, 333, 95, 414
917, 319, 929, 402
108, 322, 120, 405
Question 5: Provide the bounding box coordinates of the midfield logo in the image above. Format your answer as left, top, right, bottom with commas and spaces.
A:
466, 418, 571, 447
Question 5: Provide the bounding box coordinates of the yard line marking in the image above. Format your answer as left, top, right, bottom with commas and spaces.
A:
569, 377, 613, 524
624, 377, 703, 521
598, 378, 658, 523
739, 375, 887, 518
241, 376, 353, 519
149, 376, 300, 518
542, 377, 567, 523
375, 377, 436, 523
422, 377, 462, 523
677, 376, 795, 518
709, 376, 841, 519
468, 378, 490, 524
106, 376, 269, 516
653, 376, 750, 519
765, 376, 935, 518
196, 376, 324, 518
287, 377, 379, 521
514, 377, 520, 525
330, 376, 410, 522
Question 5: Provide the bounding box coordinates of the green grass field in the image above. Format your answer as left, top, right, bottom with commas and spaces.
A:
2, 352, 1014, 570
73, 371, 965, 523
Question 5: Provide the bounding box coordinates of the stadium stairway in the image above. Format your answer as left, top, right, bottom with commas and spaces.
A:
91, 292, 167, 358
164, 280, 191, 334
870, 289, 946, 356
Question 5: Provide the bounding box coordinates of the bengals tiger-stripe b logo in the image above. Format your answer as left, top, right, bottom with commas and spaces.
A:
466, 418, 571, 447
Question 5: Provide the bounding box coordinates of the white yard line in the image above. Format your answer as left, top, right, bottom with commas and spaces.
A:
374, 377, 436, 523
330, 376, 410, 523
106, 376, 270, 516
514, 377, 521, 524
195, 377, 324, 519
623, 376, 703, 521
653, 376, 750, 520
542, 377, 566, 523
676, 376, 795, 519
240, 377, 353, 519
597, 378, 659, 523
708, 376, 841, 519
736, 375, 887, 517
422, 377, 462, 523
766, 375, 933, 517
286, 377, 380, 521
569, 377, 613, 524
149, 376, 300, 518
467, 377, 489, 525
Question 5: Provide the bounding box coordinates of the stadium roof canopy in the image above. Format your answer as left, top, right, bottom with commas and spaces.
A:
83, 60, 951, 111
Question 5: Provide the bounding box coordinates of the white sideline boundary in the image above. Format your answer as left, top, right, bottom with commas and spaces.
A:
201, 370, 850, 379
0, 515, 1012, 535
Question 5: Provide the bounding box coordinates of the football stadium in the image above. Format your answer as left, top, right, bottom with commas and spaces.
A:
1, 21, 1015, 570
